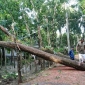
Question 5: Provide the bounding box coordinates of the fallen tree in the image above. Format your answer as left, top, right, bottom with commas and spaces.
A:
0, 41, 85, 71
0, 25, 11, 36
57, 52, 79, 61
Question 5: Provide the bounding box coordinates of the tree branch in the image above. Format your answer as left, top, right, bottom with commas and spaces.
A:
0, 25, 11, 36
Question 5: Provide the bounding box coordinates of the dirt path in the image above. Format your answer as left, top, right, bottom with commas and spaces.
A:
20, 63, 85, 85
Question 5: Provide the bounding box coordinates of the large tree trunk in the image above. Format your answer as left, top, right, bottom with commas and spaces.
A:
0, 41, 85, 70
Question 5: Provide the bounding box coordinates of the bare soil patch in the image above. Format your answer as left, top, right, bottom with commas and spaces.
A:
20, 63, 85, 85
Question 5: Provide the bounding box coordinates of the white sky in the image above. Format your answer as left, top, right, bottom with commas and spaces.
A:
69, 0, 78, 5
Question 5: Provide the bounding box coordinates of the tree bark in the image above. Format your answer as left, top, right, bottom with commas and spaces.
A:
17, 53, 22, 83
1, 47, 5, 65
0, 25, 11, 36
0, 41, 85, 70
57, 52, 79, 61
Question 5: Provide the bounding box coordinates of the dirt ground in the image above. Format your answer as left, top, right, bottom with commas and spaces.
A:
19, 55, 85, 85
19, 64, 85, 85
